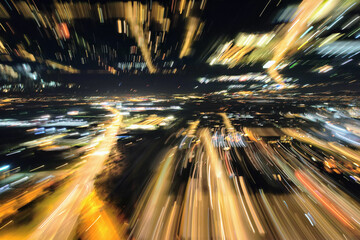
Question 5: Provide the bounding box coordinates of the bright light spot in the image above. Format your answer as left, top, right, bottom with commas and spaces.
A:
263, 60, 276, 69
67, 111, 79, 116
92, 151, 110, 156
0, 165, 10, 172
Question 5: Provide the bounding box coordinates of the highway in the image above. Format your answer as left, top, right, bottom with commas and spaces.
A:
26, 106, 122, 240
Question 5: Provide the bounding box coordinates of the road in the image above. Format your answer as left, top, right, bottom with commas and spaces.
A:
27, 106, 122, 240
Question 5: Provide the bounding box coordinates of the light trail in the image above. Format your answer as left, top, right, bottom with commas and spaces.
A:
5, 110, 358, 240
259, 0, 272, 17
27, 106, 122, 240
268, 0, 324, 84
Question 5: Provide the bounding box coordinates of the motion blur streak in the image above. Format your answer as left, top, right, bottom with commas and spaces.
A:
124, 2, 157, 73
129, 126, 252, 239
130, 147, 177, 239
295, 170, 354, 230
28, 106, 122, 240
76, 191, 127, 240
268, 0, 324, 84
179, 17, 200, 59
126, 106, 360, 239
